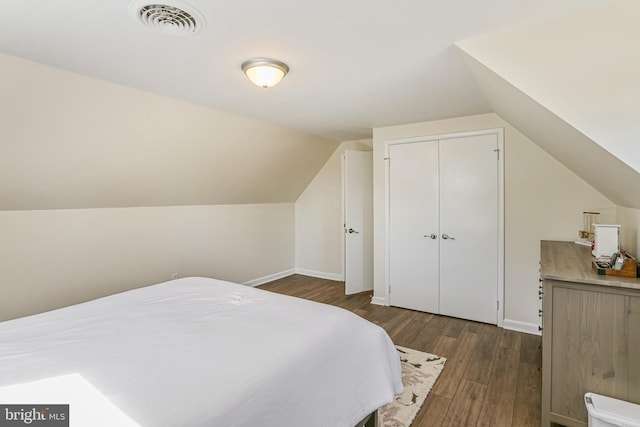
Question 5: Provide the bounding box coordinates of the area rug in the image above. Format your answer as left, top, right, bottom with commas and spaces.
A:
378, 346, 446, 427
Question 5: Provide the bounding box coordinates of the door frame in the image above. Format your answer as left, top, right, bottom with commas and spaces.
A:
383, 128, 505, 327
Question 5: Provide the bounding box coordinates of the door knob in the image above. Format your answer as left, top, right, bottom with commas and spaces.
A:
347, 228, 359, 234
423, 234, 438, 239
442, 234, 455, 240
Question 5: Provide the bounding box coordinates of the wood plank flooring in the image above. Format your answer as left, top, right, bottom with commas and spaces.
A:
259, 274, 542, 427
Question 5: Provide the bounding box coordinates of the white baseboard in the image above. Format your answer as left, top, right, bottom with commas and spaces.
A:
294, 268, 343, 282
503, 318, 541, 336
371, 296, 387, 306
242, 269, 295, 287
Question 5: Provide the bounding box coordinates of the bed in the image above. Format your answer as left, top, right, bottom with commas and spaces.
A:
0, 277, 403, 426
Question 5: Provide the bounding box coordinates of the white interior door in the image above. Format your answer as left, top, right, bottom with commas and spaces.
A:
388, 141, 440, 312
439, 134, 498, 324
344, 150, 373, 295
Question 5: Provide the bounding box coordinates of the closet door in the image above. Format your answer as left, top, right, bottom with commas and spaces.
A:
388, 141, 439, 313
438, 133, 498, 324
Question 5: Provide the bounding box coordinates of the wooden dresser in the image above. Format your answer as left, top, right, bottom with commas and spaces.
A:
540, 240, 640, 426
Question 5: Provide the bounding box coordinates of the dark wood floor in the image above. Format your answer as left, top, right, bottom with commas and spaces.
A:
259, 274, 542, 427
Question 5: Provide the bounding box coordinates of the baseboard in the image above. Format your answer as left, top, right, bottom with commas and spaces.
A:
242, 269, 295, 287
503, 319, 541, 336
294, 268, 343, 282
371, 296, 387, 306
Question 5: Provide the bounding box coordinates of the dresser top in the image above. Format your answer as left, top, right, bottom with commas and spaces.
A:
540, 240, 640, 290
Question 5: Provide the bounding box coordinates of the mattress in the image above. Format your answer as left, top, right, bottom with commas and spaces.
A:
0, 277, 402, 426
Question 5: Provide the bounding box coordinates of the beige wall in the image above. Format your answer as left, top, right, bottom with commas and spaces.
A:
0, 53, 338, 210
618, 207, 640, 256
0, 54, 337, 322
457, 1, 640, 173
295, 140, 372, 279
373, 113, 615, 331
0, 203, 294, 321
456, 0, 640, 209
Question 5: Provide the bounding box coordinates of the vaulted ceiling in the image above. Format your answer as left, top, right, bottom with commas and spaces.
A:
0, 0, 616, 141
457, 0, 640, 208
2, 0, 637, 209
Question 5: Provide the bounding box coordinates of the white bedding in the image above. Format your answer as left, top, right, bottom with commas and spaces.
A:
0, 277, 402, 427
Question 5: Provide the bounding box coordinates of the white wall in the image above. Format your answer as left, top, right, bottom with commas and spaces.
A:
295, 140, 372, 279
373, 113, 615, 332
0, 203, 294, 321
618, 207, 640, 256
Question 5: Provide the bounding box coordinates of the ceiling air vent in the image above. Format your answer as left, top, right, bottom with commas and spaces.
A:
129, 0, 206, 36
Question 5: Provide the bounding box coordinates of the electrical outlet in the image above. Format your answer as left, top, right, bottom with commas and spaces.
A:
171, 273, 179, 280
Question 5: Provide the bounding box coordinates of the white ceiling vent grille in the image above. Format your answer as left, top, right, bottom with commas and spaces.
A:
129, 0, 206, 36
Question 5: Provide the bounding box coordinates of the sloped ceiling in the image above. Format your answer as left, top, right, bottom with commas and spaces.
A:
0, 54, 338, 210
0, 0, 615, 141
457, 0, 640, 208
0, 0, 628, 210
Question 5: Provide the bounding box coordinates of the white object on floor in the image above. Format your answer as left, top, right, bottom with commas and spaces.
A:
585, 392, 640, 427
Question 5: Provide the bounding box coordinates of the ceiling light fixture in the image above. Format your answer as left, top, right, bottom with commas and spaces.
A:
241, 58, 289, 88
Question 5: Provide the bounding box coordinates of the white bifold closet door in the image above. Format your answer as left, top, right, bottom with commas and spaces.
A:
388, 133, 498, 324
388, 140, 440, 313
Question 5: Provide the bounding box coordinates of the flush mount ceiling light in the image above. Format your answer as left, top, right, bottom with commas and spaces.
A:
129, 0, 206, 36
241, 58, 289, 88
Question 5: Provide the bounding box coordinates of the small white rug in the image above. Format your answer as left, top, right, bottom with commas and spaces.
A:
378, 346, 446, 427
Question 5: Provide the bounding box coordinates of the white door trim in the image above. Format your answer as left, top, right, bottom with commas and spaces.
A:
384, 128, 505, 327
341, 152, 346, 281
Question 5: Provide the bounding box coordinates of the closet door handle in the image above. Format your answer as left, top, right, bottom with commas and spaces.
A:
442, 234, 455, 240
424, 234, 438, 239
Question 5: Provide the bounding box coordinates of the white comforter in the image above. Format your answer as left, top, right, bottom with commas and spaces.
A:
0, 277, 402, 427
